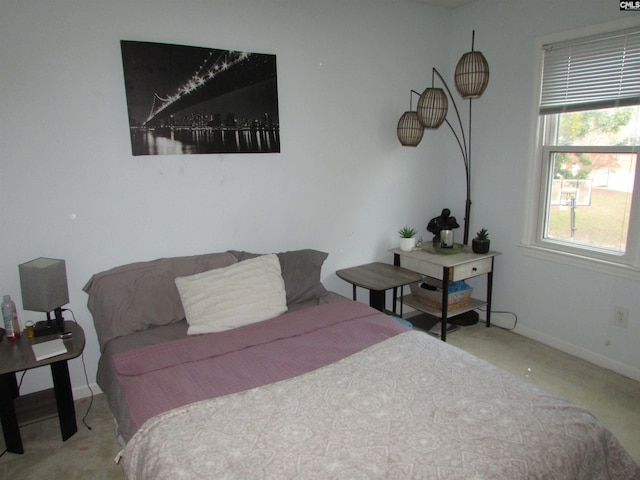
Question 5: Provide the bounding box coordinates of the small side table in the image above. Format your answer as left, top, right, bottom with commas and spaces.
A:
336, 262, 423, 313
0, 320, 85, 454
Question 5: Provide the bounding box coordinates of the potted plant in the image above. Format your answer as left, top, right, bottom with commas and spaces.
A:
398, 226, 417, 251
472, 228, 490, 254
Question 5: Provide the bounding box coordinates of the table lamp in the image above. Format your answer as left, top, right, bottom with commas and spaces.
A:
19, 257, 69, 337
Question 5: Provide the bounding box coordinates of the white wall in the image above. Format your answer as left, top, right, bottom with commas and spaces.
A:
0, 0, 451, 395
450, 0, 640, 380
1, 0, 639, 399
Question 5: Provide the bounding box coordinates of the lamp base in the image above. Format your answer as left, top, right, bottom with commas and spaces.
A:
33, 320, 64, 337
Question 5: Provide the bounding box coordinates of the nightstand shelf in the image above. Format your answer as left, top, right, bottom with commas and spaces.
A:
402, 294, 487, 319
14, 388, 59, 426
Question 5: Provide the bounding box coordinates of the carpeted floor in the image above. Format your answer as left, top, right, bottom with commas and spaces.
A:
1, 322, 638, 479
447, 322, 640, 464
0, 391, 123, 479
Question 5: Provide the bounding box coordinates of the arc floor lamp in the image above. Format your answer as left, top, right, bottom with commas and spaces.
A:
397, 31, 489, 245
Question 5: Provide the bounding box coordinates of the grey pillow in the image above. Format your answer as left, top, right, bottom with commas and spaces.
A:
227, 249, 328, 305
84, 252, 238, 351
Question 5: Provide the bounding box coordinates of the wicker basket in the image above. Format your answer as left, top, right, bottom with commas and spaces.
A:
409, 280, 472, 310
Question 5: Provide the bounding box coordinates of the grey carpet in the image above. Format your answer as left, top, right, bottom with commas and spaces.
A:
0, 393, 123, 479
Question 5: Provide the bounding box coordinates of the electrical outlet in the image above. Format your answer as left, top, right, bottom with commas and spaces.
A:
613, 306, 629, 328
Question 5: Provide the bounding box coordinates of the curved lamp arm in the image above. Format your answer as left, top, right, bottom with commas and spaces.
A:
431, 68, 472, 245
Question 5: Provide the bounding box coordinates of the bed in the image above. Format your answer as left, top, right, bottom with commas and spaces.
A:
84, 249, 640, 479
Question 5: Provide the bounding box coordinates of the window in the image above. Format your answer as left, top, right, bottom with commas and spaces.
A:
529, 27, 640, 272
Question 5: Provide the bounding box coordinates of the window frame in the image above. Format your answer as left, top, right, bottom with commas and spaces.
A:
537, 133, 640, 261
522, 21, 640, 280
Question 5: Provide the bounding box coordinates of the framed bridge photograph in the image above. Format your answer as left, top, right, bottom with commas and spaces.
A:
120, 40, 280, 156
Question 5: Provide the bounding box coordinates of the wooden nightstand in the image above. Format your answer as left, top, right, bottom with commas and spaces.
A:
0, 320, 85, 454
391, 246, 499, 341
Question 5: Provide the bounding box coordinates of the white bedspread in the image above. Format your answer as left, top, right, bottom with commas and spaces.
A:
122, 331, 640, 479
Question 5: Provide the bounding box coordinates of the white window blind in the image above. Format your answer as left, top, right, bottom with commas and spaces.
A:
540, 27, 640, 114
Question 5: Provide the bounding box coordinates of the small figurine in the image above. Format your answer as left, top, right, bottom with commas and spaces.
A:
427, 208, 460, 244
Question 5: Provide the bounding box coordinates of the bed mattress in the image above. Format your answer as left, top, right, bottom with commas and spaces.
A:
121, 322, 640, 479
98, 299, 639, 479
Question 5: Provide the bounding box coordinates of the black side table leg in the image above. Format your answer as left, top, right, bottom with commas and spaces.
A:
486, 258, 495, 328
368, 290, 386, 312
0, 372, 23, 453
392, 287, 398, 314
441, 267, 450, 342
50, 361, 77, 441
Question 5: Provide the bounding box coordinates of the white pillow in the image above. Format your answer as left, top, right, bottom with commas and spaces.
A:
175, 254, 287, 335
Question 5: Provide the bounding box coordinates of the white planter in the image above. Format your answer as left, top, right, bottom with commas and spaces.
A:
399, 237, 416, 251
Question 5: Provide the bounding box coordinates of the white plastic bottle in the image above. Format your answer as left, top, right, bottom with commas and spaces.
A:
2, 295, 21, 340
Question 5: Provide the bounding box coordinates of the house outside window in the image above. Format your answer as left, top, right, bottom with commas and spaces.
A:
526, 27, 640, 276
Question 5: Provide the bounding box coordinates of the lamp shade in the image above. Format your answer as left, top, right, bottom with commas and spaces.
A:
19, 257, 69, 312
454, 50, 489, 98
417, 88, 448, 129
397, 111, 424, 146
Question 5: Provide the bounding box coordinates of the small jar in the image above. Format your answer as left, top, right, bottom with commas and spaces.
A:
25, 321, 35, 338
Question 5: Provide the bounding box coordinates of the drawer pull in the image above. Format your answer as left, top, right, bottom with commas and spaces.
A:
472, 267, 477, 271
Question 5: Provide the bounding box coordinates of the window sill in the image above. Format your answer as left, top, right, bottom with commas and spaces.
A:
519, 243, 640, 281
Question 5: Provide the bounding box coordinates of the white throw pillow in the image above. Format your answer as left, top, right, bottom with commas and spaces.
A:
175, 254, 287, 335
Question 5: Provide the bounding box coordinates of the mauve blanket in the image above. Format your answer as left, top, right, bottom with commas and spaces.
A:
111, 301, 408, 435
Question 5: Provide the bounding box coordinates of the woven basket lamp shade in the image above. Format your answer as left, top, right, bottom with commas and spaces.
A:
417, 88, 448, 129
454, 51, 489, 98
397, 111, 424, 146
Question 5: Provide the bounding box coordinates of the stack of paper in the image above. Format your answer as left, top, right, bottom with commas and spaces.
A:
32, 338, 68, 361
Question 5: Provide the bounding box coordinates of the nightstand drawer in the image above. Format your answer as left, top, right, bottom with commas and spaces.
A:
451, 257, 493, 280
400, 255, 493, 281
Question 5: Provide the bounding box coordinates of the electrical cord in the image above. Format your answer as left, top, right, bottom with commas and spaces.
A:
477, 307, 518, 331
17, 369, 27, 390
62, 308, 94, 430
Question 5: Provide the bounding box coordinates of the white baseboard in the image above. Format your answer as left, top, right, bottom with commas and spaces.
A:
477, 310, 640, 383
396, 307, 638, 383
73, 382, 102, 400
512, 324, 640, 383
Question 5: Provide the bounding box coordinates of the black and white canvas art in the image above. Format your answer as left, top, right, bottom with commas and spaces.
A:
120, 40, 280, 156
